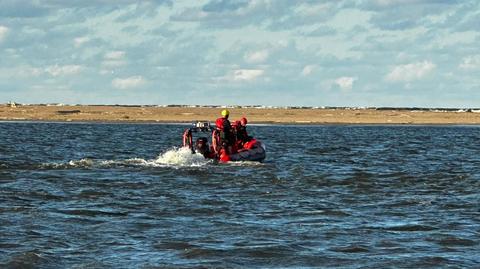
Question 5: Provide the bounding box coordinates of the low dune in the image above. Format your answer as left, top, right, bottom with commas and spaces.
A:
1, 104, 480, 124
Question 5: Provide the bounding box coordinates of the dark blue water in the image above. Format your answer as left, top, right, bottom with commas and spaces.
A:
1, 122, 479, 268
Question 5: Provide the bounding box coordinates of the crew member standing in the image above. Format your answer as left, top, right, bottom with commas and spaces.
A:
215, 109, 233, 153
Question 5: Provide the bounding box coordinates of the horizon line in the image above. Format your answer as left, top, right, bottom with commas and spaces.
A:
4, 102, 480, 112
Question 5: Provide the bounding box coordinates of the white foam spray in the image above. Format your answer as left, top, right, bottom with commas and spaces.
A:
40, 147, 210, 169
154, 147, 208, 167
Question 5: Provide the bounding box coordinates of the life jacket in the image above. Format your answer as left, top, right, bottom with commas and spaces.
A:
243, 139, 258, 150
215, 117, 231, 131
219, 148, 231, 162
215, 117, 232, 144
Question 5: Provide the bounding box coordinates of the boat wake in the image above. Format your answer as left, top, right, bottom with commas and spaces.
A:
154, 147, 210, 166
39, 147, 211, 169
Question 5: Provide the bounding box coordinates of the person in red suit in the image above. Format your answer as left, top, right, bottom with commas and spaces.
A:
215, 109, 234, 161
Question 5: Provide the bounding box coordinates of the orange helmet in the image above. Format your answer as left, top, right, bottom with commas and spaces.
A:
240, 117, 247, 126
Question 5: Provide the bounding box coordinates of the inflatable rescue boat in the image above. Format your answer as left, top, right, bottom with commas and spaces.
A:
182, 122, 266, 162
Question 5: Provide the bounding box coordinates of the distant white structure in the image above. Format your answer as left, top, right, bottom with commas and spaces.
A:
7, 101, 16, 108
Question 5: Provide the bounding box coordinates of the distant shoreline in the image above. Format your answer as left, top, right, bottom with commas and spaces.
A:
1, 104, 480, 125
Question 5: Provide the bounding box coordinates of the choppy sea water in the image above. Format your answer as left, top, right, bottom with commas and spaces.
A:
0, 122, 479, 268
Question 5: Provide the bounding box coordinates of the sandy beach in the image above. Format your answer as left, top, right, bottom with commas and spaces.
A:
1, 104, 480, 125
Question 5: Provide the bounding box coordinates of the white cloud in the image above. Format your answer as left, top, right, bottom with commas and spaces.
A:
294, 2, 332, 19
301, 65, 316, 76
103, 51, 126, 68
2, 65, 82, 78
28, 67, 43, 77
369, 0, 439, 8
386, 61, 436, 82
74, 36, 90, 48
112, 76, 146, 89
374, 0, 415, 6
244, 50, 269, 63
0, 66, 42, 79
335, 76, 357, 90
459, 55, 480, 70
105, 51, 125, 60
0, 25, 9, 42
233, 69, 264, 81
45, 65, 83, 77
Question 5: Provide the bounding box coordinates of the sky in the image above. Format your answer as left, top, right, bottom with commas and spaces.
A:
0, 0, 479, 107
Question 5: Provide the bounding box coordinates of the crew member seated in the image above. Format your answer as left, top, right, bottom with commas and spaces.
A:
195, 137, 214, 158
237, 117, 251, 143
